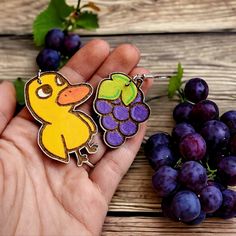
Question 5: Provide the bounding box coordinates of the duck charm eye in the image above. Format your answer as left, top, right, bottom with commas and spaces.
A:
36, 84, 52, 98
55, 75, 66, 86
25, 71, 98, 167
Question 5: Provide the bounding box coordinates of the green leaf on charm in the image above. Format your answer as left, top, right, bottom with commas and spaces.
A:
111, 73, 131, 85
121, 81, 138, 106
33, 0, 74, 46
98, 80, 121, 100
75, 11, 99, 30
97, 73, 138, 104
168, 63, 184, 98
13, 78, 26, 105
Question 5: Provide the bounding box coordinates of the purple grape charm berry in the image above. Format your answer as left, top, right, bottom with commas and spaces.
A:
145, 76, 236, 225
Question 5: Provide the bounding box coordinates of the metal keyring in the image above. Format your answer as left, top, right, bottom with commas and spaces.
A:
37, 69, 42, 84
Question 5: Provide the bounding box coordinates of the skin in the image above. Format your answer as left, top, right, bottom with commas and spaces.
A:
0, 39, 152, 236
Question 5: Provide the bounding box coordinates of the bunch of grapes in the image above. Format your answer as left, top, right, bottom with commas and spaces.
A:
36, 28, 81, 71
145, 78, 236, 224
94, 89, 150, 148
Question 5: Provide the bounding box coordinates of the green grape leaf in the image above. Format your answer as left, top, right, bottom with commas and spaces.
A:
98, 80, 121, 100
13, 78, 26, 105
121, 81, 138, 106
75, 11, 99, 30
33, 0, 74, 46
111, 73, 131, 85
168, 63, 184, 98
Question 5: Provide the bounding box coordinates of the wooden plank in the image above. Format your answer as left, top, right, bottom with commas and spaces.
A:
1, 0, 236, 35
102, 217, 236, 235
1, 34, 236, 212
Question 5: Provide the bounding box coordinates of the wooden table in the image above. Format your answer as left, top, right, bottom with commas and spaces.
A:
1, 0, 236, 235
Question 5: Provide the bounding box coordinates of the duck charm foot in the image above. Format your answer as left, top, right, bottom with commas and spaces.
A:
75, 151, 94, 168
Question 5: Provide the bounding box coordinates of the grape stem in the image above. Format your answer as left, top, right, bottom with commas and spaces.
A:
206, 162, 217, 180
177, 88, 185, 102
64, 0, 82, 32
76, 0, 81, 12
174, 158, 183, 169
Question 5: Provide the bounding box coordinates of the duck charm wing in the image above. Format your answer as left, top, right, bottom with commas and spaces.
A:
25, 71, 97, 167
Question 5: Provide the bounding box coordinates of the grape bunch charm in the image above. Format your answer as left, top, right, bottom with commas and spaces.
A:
94, 72, 150, 148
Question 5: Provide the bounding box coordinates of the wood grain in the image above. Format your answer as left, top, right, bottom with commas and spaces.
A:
1, 34, 236, 212
103, 217, 236, 235
1, 0, 236, 35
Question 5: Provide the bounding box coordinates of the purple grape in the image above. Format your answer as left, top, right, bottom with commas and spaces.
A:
230, 134, 236, 155
173, 102, 193, 123
45, 28, 65, 50
171, 190, 201, 222
62, 34, 81, 56
184, 78, 209, 103
186, 211, 206, 225
179, 161, 207, 192
207, 180, 226, 192
130, 103, 150, 123
95, 100, 113, 115
147, 145, 176, 170
179, 133, 206, 161
112, 98, 121, 105
200, 186, 223, 213
200, 120, 230, 151
145, 132, 172, 157
221, 110, 236, 135
104, 130, 125, 148
218, 156, 236, 186
101, 114, 118, 130
152, 166, 178, 197
218, 189, 236, 219
131, 91, 143, 104
36, 48, 60, 71
208, 148, 230, 169
190, 100, 219, 126
113, 105, 129, 121
172, 122, 195, 143
119, 120, 138, 137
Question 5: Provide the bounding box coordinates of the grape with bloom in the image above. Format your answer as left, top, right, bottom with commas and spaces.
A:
36, 28, 82, 71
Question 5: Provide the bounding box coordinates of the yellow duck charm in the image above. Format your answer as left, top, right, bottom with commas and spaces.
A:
25, 71, 97, 167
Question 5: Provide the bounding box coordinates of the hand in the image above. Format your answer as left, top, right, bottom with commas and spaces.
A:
0, 40, 152, 236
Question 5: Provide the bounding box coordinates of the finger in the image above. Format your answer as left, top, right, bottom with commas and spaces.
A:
18, 39, 110, 121
88, 44, 140, 88
90, 68, 153, 202
79, 43, 141, 111
83, 46, 142, 167
90, 124, 147, 203
0, 81, 16, 134
60, 39, 110, 83
89, 67, 151, 166
129, 67, 153, 94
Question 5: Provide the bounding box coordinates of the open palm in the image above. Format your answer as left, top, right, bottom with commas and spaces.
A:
0, 40, 152, 236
